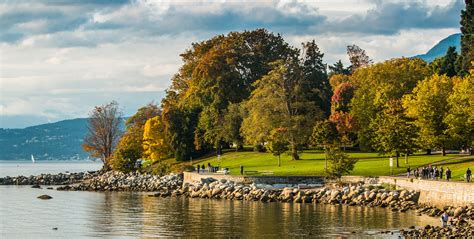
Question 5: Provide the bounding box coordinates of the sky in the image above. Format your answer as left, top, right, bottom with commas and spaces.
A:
0, 0, 464, 128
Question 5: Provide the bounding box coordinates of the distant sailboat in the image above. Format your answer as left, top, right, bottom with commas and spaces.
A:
31, 154, 35, 163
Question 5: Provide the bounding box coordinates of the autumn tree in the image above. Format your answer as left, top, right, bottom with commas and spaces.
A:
403, 74, 455, 156
220, 103, 244, 150
347, 44, 372, 72
83, 101, 123, 170
242, 59, 323, 160
143, 116, 169, 161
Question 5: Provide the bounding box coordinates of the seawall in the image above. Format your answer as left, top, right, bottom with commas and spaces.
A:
183, 172, 474, 207
342, 176, 474, 208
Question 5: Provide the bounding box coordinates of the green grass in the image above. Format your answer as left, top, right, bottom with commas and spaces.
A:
190, 150, 473, 180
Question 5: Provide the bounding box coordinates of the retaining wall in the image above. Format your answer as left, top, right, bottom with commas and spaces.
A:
342, 176, 474, 208
183, 172, 324, 185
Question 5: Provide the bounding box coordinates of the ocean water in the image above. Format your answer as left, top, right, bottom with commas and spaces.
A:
0, 162, 440, 238
0, 160, 103, 177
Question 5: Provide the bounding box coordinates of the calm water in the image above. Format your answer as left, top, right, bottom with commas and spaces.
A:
0, 160, 102, 177
0, 162, 439, 238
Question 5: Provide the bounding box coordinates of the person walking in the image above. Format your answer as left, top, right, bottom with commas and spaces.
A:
446, 167, 451, 181
240, 165, 244, 175
441, 211, 449, 227
439, 167, 444, 180
466, 168, 472, 182
196, 165, 200, 173
407, 167, 411, 178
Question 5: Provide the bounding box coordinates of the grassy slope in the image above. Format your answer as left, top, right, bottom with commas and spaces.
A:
188, 150, 473, 180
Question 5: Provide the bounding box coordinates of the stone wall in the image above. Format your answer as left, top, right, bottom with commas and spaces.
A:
342, 176, 474, 208
183, 172, 324, 185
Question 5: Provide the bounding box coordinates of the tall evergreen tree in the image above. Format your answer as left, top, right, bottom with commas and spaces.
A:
301, 40, 332, 117
328, 60, 351, 76
459, 0, 474, 74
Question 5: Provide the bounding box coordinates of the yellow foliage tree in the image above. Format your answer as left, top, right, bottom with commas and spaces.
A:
142, 116, 168, 161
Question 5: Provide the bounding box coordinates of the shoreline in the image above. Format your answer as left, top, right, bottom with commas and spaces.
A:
1, 171, 473, 237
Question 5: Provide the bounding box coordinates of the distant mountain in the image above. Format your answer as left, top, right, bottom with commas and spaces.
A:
0, 118, 125, 160
413, 33, 461, 63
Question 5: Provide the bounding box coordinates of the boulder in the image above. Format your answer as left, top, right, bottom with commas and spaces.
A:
37, 195, 53, 200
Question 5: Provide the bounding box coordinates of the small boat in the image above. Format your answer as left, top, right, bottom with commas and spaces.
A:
31, 154, 35, 163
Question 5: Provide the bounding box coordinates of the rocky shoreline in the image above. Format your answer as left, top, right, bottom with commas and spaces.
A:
0, 171, 99, 185
2, 171, 473, 237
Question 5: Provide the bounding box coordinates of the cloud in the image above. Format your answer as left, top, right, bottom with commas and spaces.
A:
316, 0, 463, 35
0, 0, 464, 128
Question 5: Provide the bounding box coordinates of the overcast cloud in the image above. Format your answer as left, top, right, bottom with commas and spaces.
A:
0, 0, 463, 128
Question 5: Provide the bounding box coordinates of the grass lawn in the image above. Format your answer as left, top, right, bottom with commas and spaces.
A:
188, 150, 473, 180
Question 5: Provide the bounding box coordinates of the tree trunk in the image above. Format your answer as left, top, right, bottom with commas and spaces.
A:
396, 151, 400, 168
324, 147, 328, 172
442, 146, 446, 156
405, 151, 408, 165
278, 155, 281, 167
426, 149, 431, 155
290, 137, 299, 160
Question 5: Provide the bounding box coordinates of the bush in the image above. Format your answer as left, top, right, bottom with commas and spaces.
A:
111, 156, 137, 173
183, 165, 196, 172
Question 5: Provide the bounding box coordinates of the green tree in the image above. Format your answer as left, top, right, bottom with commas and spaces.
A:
371, 100, 418, 167
403, 74, 455, 156
220, 103, 244, 151
242, 59, 322, 160
350, 58, 430, 150
459, 0, 474, 75
301, 40, 332, 117
444, 73, 474, 153
328, 60, 351, 77
326, 146, 357, 181
266, 128, 289, 167
112, 131, 142, 173
311, 120, 339, 171
430, 46, 459, 77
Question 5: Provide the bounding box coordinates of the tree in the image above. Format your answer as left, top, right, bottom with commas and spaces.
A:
328, 60, 351, 77
430, 46, 459, 77
311, 120, 339, 171
220, 103, 244, 151
329, 74, 351, 90
444, 73, 474, 153
326, 146, 357, 181
143, 116, 169, 161
347, 44, 372, 72
83, 101, 123, 170
242, 59, 322, 160
112, 131, 142, 173
111, 103, 161, 172
350, 58, 430, 150
403, 74, 455, 156
301, 40, 332, 117
459, 0, 474, 75
266, 128, 289, 167
371, 100, 418, 167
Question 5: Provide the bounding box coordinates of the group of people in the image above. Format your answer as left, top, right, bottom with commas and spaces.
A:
407, 166, 472, 182
195, 163, 219, 173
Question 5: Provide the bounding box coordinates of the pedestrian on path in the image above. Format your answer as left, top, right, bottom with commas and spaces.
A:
441, 211, 449, 227
466, 168, 471, 182
446, 167, 451, 181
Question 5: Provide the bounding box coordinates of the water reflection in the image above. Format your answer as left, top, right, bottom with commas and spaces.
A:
0, 186, 439, 238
